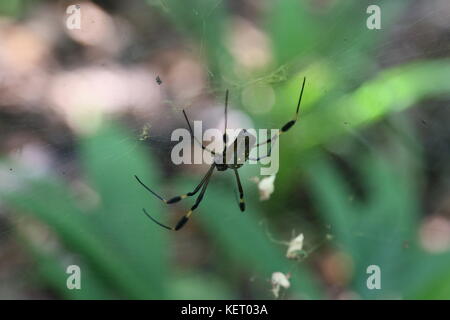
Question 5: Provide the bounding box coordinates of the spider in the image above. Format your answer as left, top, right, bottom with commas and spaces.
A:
134, 77, 306, 231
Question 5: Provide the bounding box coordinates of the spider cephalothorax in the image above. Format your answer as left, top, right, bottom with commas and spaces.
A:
135, 77, 306, 231
214, 129, 257, 171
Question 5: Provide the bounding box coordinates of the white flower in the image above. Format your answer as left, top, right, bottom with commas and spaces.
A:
286, 233, 304, 259
271, 272, 290, 298
254, 174, 276, 201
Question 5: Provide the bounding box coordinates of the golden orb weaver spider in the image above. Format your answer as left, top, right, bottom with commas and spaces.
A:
135, 77, 306, 231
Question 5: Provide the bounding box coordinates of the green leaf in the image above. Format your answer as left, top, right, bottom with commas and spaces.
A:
80, 124, 169, 298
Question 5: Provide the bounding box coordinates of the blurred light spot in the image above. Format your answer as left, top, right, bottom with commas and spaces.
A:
228, 17, 272, 70
199, 105, 254, 132
309, 0, 338, 12
420, 215, 450, 253
286, 233, 304, 259
319, 251, 353, 287
166, 57, 206, 102
0, 21, 50, 73
251, 174, 276, 201
10, 142, 54, 178
17, 219, 57, 254
0, 18, 57, 108
48, 65, 161, 133
271, 272, 290, 298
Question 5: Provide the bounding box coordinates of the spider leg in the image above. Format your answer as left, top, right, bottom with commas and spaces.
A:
221, 90, 230, 165
233, 169, 245, 211
249, 130, 275, 161
142, 208, 172, 230
182, 110, 216, 156
142, 166, 215, 230
249, 77, 306, 161
223, 89, 229, 146
279, 76, 306, 134
134, 164, 215, 204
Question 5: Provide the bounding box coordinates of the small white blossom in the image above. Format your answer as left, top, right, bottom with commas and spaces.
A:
255, 174, 276, 201
286, 233, 304, 259
271, 272, 290, 298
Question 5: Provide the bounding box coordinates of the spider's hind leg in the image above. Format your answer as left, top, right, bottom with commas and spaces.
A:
134, 164, 215, 205
142, 166, 215, 231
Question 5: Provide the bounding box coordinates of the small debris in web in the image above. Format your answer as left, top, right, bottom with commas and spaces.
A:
156, 75, 162, 85
139, 124, 151, 141
271, 272, 290, 298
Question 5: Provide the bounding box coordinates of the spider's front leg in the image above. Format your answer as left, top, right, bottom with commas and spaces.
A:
280, 76, 306, 134
182, 110, 217, 156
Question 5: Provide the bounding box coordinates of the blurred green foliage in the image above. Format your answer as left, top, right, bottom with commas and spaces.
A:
308, 151, 450, 299
3, 124, 319, 299
2, 0, 450, 299
5, 122, 450, 299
